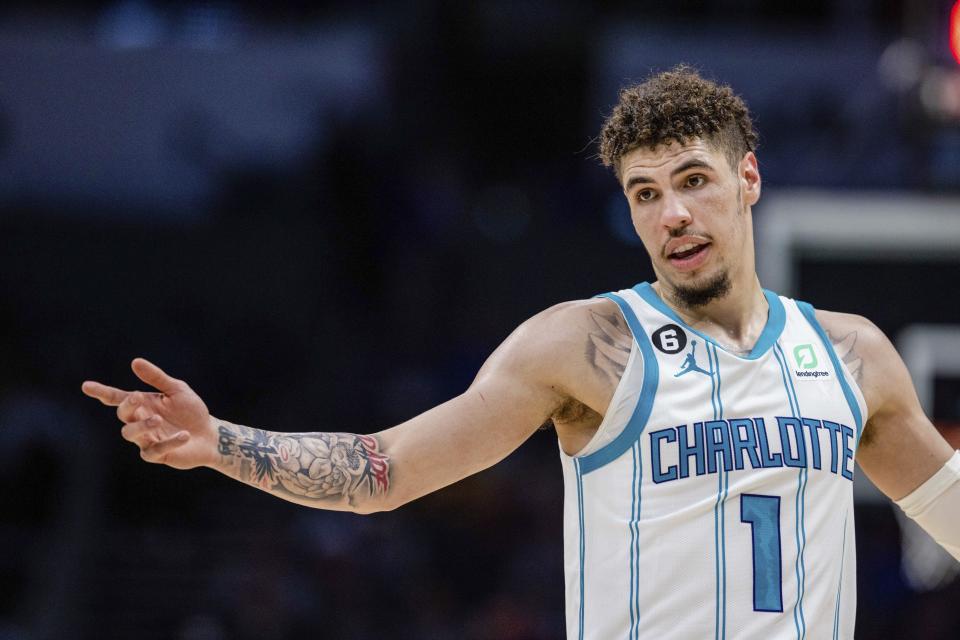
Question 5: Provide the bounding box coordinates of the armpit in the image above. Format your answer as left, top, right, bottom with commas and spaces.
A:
552, 396, 594, 423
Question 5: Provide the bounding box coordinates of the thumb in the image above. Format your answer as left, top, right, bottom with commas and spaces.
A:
131, 358, 183, 395
140, 431, 190, 464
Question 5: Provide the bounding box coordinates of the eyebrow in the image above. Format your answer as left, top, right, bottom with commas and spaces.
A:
623, 159, 714, 192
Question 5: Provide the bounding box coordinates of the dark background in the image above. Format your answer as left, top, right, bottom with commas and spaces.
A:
1, 1, 959, 638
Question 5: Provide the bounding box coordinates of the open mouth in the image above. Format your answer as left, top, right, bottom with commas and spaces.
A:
668, 242, 709, 260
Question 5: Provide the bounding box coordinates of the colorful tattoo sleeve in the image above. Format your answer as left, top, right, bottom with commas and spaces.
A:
217, 423, 389, 505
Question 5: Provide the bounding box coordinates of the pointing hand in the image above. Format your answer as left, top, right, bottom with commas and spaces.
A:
82, 358, 217, 469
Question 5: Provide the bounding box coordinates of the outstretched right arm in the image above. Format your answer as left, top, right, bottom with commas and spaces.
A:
82, 300, 616, 514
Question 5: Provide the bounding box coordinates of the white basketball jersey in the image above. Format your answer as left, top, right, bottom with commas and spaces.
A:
562, 282, 867, 640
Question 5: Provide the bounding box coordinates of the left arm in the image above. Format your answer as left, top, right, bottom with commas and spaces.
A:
818, 310, 959, 559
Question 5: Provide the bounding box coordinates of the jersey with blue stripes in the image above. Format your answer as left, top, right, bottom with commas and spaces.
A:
561, 282, 866, 640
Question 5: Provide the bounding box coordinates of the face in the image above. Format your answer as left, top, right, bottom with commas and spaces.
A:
619, 138, 761, 309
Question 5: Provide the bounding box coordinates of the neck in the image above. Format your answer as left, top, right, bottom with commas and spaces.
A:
653, 274, 768, 355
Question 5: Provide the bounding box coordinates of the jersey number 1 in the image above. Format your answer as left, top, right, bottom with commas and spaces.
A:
740, 494, 783, 612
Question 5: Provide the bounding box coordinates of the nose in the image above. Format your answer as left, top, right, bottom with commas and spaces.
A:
660, 190, 692, 232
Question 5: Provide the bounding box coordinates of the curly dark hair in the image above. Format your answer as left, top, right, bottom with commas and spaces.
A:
599, 65, 758, 178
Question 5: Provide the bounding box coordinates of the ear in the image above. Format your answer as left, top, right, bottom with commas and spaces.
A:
739, 152, 761, 206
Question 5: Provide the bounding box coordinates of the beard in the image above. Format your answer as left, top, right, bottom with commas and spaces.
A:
670, 270, 731, 309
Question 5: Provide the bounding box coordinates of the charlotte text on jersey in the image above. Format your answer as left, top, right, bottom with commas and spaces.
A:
648, 416, 856, 484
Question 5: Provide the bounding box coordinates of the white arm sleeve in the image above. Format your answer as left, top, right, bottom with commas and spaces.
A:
895, 450, 960, 562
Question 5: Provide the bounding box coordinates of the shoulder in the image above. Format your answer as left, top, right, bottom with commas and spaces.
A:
500, 298, 630, 370
815, 305, 884, 337
476, 297, 633, 413
813, 308, 880, 336
812, 308, 904, 420
522, 297, 624, 331
813, 309, 891, 365
526, 297, 627, 337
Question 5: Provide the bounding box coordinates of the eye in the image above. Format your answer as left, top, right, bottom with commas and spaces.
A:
636, 188, 657, 203
685, 174, 706, 188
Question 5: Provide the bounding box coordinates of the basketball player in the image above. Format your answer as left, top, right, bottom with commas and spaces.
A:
82, 67, 959, 638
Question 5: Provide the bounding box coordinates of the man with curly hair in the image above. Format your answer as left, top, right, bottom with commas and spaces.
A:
83, 66, 958, 638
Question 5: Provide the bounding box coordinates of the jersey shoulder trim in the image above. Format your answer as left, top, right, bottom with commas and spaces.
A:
577, 291, 659, 475
795, 300, 865, 440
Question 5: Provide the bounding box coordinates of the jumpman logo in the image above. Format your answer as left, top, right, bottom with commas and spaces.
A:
674, 340, 713, 377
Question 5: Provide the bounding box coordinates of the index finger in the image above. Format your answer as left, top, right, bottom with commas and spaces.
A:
131, 358, 183, 394
81, 381, 130, 407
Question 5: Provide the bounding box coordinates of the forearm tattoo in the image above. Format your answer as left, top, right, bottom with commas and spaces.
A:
586, 309, 633, 384
217, 424, 389, 504
826, 329, 863, 383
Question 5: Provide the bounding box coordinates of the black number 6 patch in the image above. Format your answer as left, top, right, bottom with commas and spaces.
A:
651, 324, 687, 354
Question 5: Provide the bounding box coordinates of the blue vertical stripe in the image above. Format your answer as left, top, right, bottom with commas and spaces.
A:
793, 469, 808, 639
774, 343, 807, 640
632, 441, 643, 638
629, 442, 639, 639
710, 344, 728, 640
711, 343, 721, 640
772, 345, 803, 640
779, 343, 802, 420
714, 487, 722, 638
713, 343, 725, 418
795, 301, 863, 440
708, 341, 719, 420
629, 444, 635, 637
717, 345, 728, 640
833, 513, 848, 640
575, 458, 585, 640
772, 344, 800, 418
799, 470, 808, 636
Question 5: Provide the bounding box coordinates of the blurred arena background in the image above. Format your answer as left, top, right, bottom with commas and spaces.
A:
1, 1, 959, 638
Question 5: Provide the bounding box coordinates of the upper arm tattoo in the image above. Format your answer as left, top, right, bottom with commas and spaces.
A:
826, 329, 863, 384
585, 308, 633, 384
218, 424, 389, 505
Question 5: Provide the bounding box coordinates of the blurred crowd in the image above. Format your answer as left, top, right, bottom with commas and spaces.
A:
1, 1, 959, 638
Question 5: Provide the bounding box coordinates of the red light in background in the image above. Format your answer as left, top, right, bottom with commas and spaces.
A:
952, 0, 960, 64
